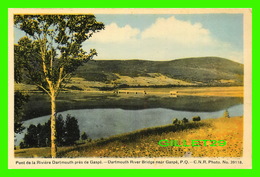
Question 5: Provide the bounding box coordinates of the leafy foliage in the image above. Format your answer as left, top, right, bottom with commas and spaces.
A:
182, 117, 189, 123
14, 14, 104, 157
14, 15, 105, 93
223, 109, 230, 118
64, 114, 80, 145
14, 91, 29, 133
192, 116, 201, 122
23, 124, 38, 147
81, 132, 88, 140
21, 114, 81, 148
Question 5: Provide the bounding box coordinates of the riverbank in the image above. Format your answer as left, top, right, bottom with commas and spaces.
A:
15, 116, 243, 158
16, 86, 243, 120
113, 86, 243, 97
16, 85, 243, 98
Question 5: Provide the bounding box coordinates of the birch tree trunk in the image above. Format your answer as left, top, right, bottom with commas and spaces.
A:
14, 14, 105, 158
50, 93, 57, 158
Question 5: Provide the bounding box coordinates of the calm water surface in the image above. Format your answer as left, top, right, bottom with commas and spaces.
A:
15, 103, 243, 145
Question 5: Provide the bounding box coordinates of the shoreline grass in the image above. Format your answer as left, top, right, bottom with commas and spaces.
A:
15, 116, 243, 158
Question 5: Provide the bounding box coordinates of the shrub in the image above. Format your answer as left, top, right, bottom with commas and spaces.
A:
223, 110, 230, 118
192, 116, 201, 122
19, 141, 25, 149
81, 132, 88, 141
182, 117, 189, 124
172, 118, 180, 124
66, 86, 83, 91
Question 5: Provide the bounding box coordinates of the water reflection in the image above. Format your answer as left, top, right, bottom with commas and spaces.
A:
24, 93, 243, 119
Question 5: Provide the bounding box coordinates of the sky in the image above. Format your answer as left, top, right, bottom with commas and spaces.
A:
14, 13, 244, 63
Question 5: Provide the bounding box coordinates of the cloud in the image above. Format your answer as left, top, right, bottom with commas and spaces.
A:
86, 16, 243, 63
141, 16, 212, 45
89, 23, 140, 43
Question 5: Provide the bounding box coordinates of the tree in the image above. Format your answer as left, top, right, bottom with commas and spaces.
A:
182, 117, 189, 124
56, 114, 65, 146
38, 121, 51, 147
14, 40, 30, 134
223, 109, 230, 118
14, 91, 29, 133
23, 124, 38, 147
81, 131, 88, 141
23, 114, 80, 148
192, 116, 201, 122
14, 15, 105, 157
64, 114, 80, 145
172, 118, 180, 124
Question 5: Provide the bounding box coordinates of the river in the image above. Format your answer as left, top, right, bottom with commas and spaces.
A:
15, 102, 243, 146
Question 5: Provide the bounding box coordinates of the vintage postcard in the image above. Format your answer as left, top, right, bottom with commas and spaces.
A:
8, 8, 252, 169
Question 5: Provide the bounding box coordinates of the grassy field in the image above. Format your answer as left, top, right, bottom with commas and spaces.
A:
15, 57, 244, 92
121, 86, 243, 97
15, 116, 243, 158
74, 57, 244, 86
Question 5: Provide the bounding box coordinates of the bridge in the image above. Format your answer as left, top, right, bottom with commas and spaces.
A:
116, 90, 147, 94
